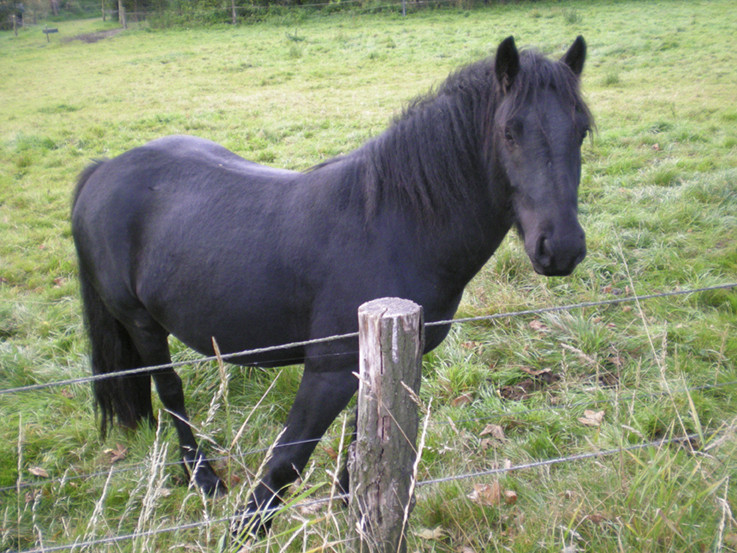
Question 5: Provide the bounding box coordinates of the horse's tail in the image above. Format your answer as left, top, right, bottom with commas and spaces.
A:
74, 162, 153, 438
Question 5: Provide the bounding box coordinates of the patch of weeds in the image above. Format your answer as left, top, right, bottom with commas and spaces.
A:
367, 49, 386, 61
697, 288, 737, 314
656, 38, 680, 51
562, 8, 581, 24
223, 61, 255, 72
602, 70, 620, 87
256, 150, 276, 163
15, 151, 35, 169
285, 29, 305, 42
648, 121, 673, 134
287, 43, 303, 59
37, 103, 80, 115
13, 133, 58, 153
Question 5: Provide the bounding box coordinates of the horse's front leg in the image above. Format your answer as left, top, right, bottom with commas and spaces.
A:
232, 367, 358, 538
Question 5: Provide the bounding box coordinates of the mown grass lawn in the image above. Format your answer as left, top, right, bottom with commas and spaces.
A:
1, 1, 736, 552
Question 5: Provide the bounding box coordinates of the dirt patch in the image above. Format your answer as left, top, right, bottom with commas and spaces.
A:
63, 28, 124, 44
499, 368, 561, 401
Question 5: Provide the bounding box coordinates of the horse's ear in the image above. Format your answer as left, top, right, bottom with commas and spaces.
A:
561, 35, 586, 77
495, 35, 519, 92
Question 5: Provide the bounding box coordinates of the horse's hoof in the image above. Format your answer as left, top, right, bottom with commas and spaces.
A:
230, 510, 270, 543
193, 465, 227, 497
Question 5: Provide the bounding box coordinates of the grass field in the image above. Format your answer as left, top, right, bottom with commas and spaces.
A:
1, 1, 737, 551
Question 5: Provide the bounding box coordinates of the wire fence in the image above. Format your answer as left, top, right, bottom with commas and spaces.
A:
3, 377, 736, 496
12, 426, 734, 553
3, 282, 736, 551
9, 0, 487, 32
2, 282, 734, 397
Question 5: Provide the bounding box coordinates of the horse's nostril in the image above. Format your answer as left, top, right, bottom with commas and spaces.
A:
536, 235, 552, 266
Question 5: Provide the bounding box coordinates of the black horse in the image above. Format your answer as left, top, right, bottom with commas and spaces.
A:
72, 36, 591, 534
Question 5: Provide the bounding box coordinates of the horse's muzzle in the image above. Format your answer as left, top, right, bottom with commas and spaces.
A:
529, 231, 586, 277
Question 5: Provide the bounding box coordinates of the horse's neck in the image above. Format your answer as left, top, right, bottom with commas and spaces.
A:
370, 102, 512, 272
357, 157, 512, 298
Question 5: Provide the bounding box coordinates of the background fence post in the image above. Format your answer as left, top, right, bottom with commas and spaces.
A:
118, 0, 127, 28
349, 297, 424, 553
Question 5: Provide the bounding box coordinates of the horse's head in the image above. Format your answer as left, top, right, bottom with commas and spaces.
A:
493, 36, 591, 277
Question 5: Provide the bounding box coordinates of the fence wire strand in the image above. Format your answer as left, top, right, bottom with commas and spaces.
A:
2, 282, 734, 397
3, 378, 735, 496
12, 427, 733, 553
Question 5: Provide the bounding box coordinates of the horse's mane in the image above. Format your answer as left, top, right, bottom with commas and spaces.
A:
310, 48, 593, 221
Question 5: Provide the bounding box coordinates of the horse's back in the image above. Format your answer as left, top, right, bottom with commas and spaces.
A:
114, 134, 297, 186
73, 134, 299, 237
71, 135, 323, 357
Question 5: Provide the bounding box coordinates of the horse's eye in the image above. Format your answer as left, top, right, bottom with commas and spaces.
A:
504, 128, 515, 144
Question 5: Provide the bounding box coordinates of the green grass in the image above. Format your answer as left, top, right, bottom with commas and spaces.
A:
1, 1, 737, 552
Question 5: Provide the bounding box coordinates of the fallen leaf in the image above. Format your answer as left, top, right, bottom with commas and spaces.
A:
104, 443, 128, 463
451, 392, 474, 407
578, 410, 605, 427
504, 490, 518, 505
520, 366, 546, 376
323, 446, 338, 460
415, 526, 445, 540
468, 481, 501, 507
607, 351, 624, 368
228, 474, 242, 487
299, 501, 324, 515
724, 533, 737, 547
479, 424, 505, 440
519, 366, 557, 383
529, 320, 549, 332
461, 341, 482, 352
584, 512, 606, 524
28, 466, 49, 478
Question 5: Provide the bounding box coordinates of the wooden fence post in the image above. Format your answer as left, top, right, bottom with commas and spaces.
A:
349, 298, 424, 553
118, 0, 127, 29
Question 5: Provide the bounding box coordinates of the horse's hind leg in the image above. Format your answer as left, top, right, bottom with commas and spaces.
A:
125, 324, 226, 496
78, 269, 154, 435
